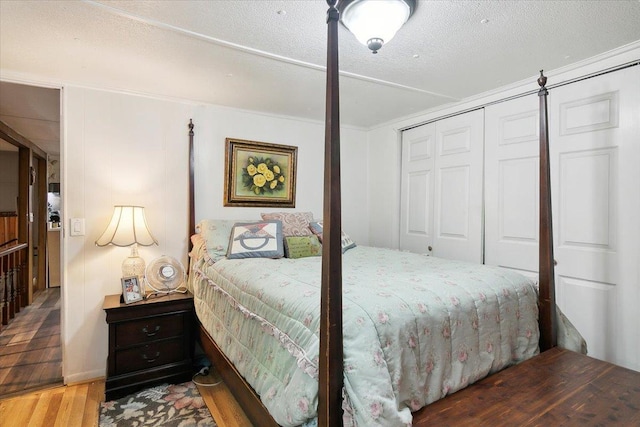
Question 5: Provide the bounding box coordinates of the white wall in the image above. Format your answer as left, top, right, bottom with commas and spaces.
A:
192, 106, 369, 244
62, 86, 368, 383
367, 126, 401, 249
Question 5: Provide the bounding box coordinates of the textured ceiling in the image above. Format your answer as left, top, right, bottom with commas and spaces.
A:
1, 0, 640, 155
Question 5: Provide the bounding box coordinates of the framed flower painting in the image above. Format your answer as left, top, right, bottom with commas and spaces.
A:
224, 138, 298, 207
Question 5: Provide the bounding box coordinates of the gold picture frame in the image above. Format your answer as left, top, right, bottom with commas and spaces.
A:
224, 138, 298, 207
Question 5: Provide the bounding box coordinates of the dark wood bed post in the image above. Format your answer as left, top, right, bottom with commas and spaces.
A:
319, 0, 344, 425
537, 71, 557, 352
188, 119, 195, 252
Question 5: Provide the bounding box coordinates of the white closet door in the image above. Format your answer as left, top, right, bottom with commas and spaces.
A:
549, 66, 639, 371
433, 110, 484, 262
399, 123, 436, 254
400, 110, 484, 263
485, 95, 540, 279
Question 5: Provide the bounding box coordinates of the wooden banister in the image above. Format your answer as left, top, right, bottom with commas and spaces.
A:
1, 243, 28, 328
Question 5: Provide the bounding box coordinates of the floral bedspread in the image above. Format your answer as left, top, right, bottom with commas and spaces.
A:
188, 235, 539, 427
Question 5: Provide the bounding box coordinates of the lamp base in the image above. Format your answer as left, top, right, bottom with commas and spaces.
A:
122, 245, 146, 287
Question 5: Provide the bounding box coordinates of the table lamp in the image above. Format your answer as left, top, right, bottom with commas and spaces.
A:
95, 205, 158, 282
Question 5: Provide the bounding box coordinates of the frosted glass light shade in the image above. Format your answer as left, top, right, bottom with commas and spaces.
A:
340, 0, 414, 53
95, 205, 157, 247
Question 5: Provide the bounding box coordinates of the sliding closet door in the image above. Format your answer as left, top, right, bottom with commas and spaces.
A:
400, 110, 484, 263
548, 66, 639, 371
486, 66, 640, 371
485, 95, 539, 279
433, 110, 484, 262
399, 123, 436, 254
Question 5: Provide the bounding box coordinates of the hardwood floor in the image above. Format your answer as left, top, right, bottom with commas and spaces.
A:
0, 376, 252, 427
0, 380, 103, 427
414, 348, 640, 426
0, 288, 62, 397
195, 371, 253, 427
3, 348, 638, 426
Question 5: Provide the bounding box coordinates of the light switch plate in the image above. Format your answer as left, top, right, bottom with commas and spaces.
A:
70, 218, 85, 236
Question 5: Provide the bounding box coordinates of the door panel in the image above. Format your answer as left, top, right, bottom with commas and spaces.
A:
400, 124, 435, 253
486, 67, 639, 370
485, 96, 539, 273
550, 68, 639, 370
437, 165, 470, 239
400, 110, 484, 263
432, 110, 484, 263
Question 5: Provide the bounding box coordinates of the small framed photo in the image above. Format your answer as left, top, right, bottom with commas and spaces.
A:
121, 276, 143, 304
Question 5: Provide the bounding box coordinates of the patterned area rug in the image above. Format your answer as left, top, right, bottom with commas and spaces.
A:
100, 381, 216, 426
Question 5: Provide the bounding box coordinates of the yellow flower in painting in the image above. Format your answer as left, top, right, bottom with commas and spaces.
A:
243, 157, 281, 194
253, 174, 266, 187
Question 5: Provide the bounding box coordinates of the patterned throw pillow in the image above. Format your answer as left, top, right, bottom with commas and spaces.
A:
284, 235, 322, 259
197, 219, 252, 262
260, 212, 314, 237
308, 221, 356, 253
227, 221, 284, 259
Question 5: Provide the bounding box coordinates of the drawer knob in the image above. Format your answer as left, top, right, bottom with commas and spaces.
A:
142, 325, 161, 336
142, 351, 161, 363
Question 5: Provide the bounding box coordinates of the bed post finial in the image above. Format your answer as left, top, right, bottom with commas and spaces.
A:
538, 70, 547, 89
537, 70, 557, 352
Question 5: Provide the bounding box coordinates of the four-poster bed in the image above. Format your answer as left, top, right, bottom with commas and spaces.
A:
185, 2, 639, 426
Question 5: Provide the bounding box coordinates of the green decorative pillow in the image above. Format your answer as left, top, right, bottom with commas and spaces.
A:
284, 235, 322, 259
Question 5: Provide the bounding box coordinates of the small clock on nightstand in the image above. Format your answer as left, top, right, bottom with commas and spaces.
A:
103, 292, 195, 400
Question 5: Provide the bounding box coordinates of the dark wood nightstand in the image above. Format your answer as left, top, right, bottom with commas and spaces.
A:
103, 292, 195, 401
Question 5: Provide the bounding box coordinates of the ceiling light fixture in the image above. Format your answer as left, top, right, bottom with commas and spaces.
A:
339, 0, 415, 54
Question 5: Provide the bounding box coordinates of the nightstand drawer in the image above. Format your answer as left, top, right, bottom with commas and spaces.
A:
115, 338, 185, 374
115, 314, 184, 347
